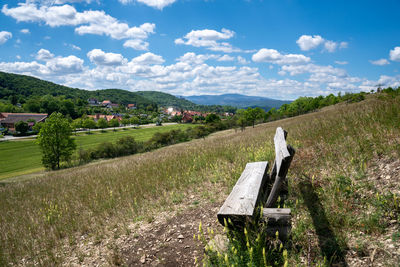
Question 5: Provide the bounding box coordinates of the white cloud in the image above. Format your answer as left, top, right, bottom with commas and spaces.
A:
130, 52, 165, 65
71, 44, 81, 50
177, 52, 218, 65
20, 28, 30, 34
339, 42, 348, 49
296, 35, 324, 51
36, 48, 54, 61
370, 58, 390, 66
87, 49, 125, 66
0, 31, 12, 44
335, 61, 348, 65
389, 46, 400, 62
217, 54, 235, 62
252, 48, 310, 65
46, 55, 84, 74
324, 40, 338, 53
281, 63, 347, 77
297, 34, 347, 53
175, 28, 242, 53
2, 3, 155, 49
123, 39, 149, 51
135, 0, 177, 10
237, 56, 249, 65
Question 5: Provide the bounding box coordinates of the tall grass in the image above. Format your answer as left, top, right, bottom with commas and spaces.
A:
0, 94, 399, 265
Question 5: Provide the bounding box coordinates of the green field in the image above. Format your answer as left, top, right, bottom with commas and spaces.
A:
0, 124, 193, 180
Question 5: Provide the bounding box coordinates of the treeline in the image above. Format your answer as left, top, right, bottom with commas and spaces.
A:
264, 91, 369, 121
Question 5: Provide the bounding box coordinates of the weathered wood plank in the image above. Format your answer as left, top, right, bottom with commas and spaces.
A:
217, 161, 269, 226
262, 208, 291, 226
265, 127, 295, 208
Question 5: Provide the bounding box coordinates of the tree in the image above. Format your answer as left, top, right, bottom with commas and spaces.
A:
236, 109, 248, 131
15, 121, 29, 134
36, 112, 76, 170
97, 118, 108, 131
121, 118, 130, 126
246, 107, 265, 128
82, 118, 96, 133
130, 116, 139, 126
71, 118, 82, 135
205, 113, 220, 124
109, 118, 120, 131
32, 122, 43, 133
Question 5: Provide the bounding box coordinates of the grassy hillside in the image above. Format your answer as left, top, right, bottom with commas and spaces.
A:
0, 71, 155, 107
0, 93, 399, 265
186, 93, 291, 110
0, 124, 194, 180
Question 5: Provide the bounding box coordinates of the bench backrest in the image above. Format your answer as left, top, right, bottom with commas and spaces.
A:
217, 127, 295, 227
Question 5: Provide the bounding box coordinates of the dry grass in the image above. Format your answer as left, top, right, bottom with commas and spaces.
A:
1, 94, 399, 266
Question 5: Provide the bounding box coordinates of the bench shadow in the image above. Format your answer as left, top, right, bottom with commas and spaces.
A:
299, 176, 348, 266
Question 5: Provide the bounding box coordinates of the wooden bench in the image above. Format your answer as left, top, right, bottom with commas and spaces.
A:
217, 127, 295, 238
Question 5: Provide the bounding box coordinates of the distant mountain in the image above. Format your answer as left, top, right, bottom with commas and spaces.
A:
185, 94, 291, 110
0, 71, 155, 108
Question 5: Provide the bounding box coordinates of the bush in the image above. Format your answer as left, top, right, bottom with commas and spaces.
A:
115, 136, 141, 156
78, 148, 92, 164
96, 142, 117, 158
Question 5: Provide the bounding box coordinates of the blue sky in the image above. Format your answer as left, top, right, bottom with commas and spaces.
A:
0, 0, 399, 100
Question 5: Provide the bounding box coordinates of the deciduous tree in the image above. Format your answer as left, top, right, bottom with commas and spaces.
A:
36, 112, 76, 170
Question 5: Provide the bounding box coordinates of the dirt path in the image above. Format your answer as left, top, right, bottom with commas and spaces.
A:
121, 202, 223, 266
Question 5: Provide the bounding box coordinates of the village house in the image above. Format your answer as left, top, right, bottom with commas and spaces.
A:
87, 98, 99, 106
127, 104, 136, 110
0, 113, 47, 131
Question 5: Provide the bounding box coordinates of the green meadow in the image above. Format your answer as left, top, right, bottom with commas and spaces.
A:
0, 124, 194, 180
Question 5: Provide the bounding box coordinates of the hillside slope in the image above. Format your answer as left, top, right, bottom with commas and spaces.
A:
185, 93, 291, 109
0, 93, 399, 266
0, 71, 155, 107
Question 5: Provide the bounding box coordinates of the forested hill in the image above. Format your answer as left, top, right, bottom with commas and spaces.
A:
0, 71, 155, 108
136, 91, 237, 112
136, 91, 196, 110
185, 93, 292, 110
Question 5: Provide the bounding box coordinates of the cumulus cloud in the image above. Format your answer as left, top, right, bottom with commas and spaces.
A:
46, 55, 84, 74
390, 47, 400, 62
2, 3, 155, 50
252, 48, 310, 65
175, 28, 242, 53
130, 52, 165, 65
335, 61, 348, 65
296, 35, 324, 51
297, 34, 347, 53
280, 63, 347, 77
36, 48, 54, 61
237, 56, 249, 65
0, 31, 12, 44
123, 39, 149, 51
324, 40, 338, 53
217, 54, 235, 62
177, 52, 218, 65
131, 0, 177, 10
20, 28, 30, 34
370, 58, 390, 66
87, 49, 125, 66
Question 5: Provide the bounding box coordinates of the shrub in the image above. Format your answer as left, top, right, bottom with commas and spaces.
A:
115, 136, 141, 156
96, 142, 117, 158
